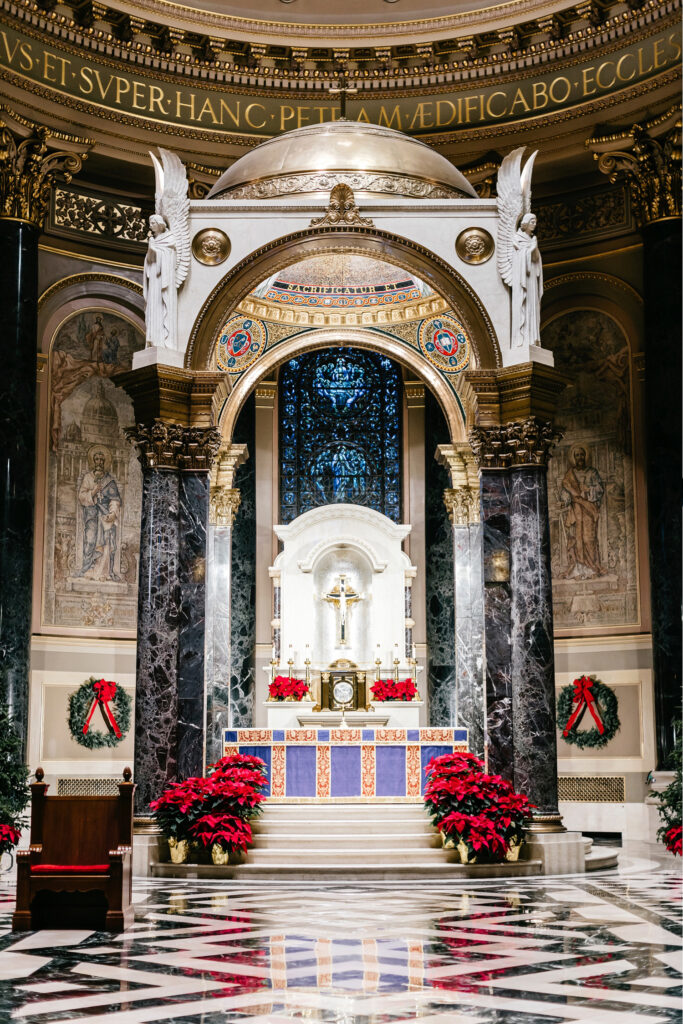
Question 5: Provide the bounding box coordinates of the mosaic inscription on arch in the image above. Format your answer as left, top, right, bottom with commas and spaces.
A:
42, 310, 144, 631
544, 310, 638, 630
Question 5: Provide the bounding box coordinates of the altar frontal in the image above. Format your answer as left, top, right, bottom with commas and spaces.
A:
223, 727, 467, 801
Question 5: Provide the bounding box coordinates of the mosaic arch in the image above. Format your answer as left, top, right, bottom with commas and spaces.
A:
542, 308, 639, 631
42, 308, 145, 632
214, 326, 470, 447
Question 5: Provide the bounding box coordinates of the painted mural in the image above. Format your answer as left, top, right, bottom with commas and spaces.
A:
544, 310, 638, 630
42, 310, 144, 631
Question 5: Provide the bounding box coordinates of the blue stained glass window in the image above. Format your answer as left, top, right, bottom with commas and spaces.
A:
279, 348, 402, 523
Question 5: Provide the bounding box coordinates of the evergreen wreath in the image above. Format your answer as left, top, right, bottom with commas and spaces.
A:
68, 676, 132, 750
557, 675, 620, 750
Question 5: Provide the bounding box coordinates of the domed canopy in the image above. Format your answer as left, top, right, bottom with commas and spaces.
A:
207, 120, 477, 201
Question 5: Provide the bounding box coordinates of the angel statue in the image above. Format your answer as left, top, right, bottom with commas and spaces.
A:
497, 147, 543, 348
143, 148, 190, 350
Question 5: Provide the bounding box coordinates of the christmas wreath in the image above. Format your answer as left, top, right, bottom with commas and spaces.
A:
557, 675, 620, 749
68, 677, 132, 750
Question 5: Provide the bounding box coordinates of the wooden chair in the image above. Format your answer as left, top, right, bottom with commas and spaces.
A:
12, 767, 135, 932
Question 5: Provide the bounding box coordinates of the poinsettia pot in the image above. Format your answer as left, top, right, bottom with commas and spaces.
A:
168, 837, 189, 864
505, 838, 523, 861
211, 843, 230, 865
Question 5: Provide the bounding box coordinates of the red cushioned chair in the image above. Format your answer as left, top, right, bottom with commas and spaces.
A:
12, 767, 135, 932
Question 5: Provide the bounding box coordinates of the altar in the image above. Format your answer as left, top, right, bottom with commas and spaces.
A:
223, 726, 468, 801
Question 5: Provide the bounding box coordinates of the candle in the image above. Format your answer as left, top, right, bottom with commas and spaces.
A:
272, 644, 276, 662
412, 643, 417, 661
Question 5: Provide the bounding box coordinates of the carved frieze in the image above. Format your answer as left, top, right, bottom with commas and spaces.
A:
469, 417, 564, 469
51, 184, 150, 247
229, 173, 459, 201
125, 421, 222, 471
535, 184, 631, 248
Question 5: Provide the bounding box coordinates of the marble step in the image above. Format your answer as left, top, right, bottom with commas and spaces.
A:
585, 845, 620, 871
253, 818, 436, 835
250, 832, 441, 850
245, 846, 453, 865
260, 802, 425, 816
152, 860, 543, 880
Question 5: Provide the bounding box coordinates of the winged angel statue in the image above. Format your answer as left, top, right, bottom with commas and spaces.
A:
497, 147, 543, 348
143, 149, 190, 350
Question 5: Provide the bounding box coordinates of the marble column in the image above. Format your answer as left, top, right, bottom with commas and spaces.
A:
0, 120, 85, 753
592, 115, 682, 767
229, 398, 256, 727
425, 393, 456, 726
205, 443, 248, 764
125, 422, 221, 814
471, 418, 564, 829
438, 445, 485, 758
479, 470, 513, 780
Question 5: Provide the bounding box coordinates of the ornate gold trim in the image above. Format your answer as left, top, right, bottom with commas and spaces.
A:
309, 184, 374, 229
125, 420, 222, 471
236, 291, 449, 327
469, 417, 564, 469
38, 272, 143, 309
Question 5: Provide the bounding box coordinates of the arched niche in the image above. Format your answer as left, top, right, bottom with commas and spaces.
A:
186, 227, 501, 429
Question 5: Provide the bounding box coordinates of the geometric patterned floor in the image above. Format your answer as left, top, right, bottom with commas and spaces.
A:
0, 848, 680, 1023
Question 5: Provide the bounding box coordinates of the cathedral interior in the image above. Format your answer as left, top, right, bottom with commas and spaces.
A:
0, 0, 680, 1021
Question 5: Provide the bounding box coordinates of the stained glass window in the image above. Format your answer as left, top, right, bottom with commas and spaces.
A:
279, 347, 402, 523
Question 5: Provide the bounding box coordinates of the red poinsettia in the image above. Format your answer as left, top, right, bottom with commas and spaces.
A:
0, 822, 20, 854
423, 751, 534, 862
189, 813, 253, 853
370, 678, 418, 702
269, 675, 310, 701
439, 811, 508, 861
664, 825, 682, 856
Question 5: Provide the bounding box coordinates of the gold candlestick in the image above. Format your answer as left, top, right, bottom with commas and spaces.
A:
393, 656, 400, 683
304, 656, 311, 687
270, 658, 277, 683
410, 657, 420, 701
288, 657, 294, 682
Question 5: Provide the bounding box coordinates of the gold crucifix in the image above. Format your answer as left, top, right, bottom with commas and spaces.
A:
328, 74, 358, 120
323, 573, 362, 647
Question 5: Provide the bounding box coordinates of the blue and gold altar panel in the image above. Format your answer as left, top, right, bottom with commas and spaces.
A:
222, 727, 468, 801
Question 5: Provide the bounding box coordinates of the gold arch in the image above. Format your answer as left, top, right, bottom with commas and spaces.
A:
216, 327, 469, 444
186, 226, 501, 374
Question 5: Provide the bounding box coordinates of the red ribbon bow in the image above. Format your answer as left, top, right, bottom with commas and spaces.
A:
83, 678, 122, 738
562, 675, 604, 737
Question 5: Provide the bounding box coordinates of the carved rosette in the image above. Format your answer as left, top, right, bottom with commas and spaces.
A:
469, 417, 564, 469
125, 421, 222, 471
0, 120, 88, 228
592, 115, 682, 227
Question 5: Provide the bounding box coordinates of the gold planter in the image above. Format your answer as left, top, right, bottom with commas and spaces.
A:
211, 843, 231, 865
505, 839, 523, 862
441, 832, 456, 850
456, 840, 472, 864
168, 837, 189, 864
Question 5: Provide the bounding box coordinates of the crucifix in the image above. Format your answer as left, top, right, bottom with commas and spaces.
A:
324, 573, 363, 647
327, 73, 358, 120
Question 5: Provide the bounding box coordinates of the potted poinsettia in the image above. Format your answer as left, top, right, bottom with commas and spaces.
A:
268, 675, 310, 701
151, 754, 268, 864
370, 678, 418, 702
189, 813, 253, 865
423, 751, 534, 864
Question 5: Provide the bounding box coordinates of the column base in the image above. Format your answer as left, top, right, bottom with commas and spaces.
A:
525, 813, 566, 834
521, 830, 585, 875
133, 818, 165, 877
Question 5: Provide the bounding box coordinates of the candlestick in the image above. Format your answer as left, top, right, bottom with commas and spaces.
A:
270, 658, 277, 683
393, 645, 400, 684
288, 645, 294, 682
375, 643, 382, 682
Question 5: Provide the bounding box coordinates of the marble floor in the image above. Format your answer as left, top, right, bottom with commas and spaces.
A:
0, 846, 680, 1024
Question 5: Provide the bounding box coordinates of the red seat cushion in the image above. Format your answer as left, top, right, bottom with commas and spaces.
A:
31, 864, 110, 875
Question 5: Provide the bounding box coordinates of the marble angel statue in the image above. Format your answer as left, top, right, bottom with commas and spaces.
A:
143, 148, 190, 350
497, 147, 543, 348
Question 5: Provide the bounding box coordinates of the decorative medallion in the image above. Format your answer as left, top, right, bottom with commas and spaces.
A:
216, 315, 267, 374
455, 227, 495, 265
192, 228, 231, 266
418, 314, 470, 374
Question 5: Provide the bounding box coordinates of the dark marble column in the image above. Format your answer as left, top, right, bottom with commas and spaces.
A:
133, 467, 181, 813
642, 217, 682, 767
0, 123, 85, 754
479, 470, 513, 780
229, 398, 256, 727
125, 422, 221, 814
178, 473, 210, 779
472, 418, 563, 827
425, 395, 456, 726
0, 220, 38, 754
509, 462, 560, 823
